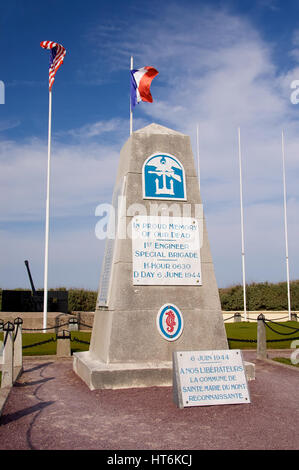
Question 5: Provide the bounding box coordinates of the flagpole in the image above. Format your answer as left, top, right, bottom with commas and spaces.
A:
238, 127, 247, 322
281, 130, 291, 321
43, 89, 52, 331
130, 56, 133, 136
196, 123, 200, 191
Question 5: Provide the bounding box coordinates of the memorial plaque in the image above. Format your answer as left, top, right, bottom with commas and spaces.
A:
173, 350, 250, 408
74, 123, 229, 391
156, 303, 184, 341
97, 177, 126, 307
143, 153, 187, 201
132, 215, 202, 285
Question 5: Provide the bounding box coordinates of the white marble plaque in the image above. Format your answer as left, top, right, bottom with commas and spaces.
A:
132, 216, 202, 285
173, 350, 251, 408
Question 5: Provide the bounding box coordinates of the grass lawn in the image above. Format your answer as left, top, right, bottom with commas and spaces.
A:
69, 332, 91, 354
0, 331, 91, 356
225, 321, 299, 349
272, 357, 299, 368
1, 322, 299, 355
23, 331, 91, 355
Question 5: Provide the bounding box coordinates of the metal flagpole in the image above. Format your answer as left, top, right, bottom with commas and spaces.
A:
196, 123, 200, 191
43, 89, 52, 331
238, 127, 247, 322
281, 130, 291, 320
130, 56, 133, 136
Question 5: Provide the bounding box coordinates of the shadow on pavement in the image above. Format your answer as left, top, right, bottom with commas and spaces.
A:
0, 401, 55, 426
14, 377, 54, 388
22, 362, 54, 374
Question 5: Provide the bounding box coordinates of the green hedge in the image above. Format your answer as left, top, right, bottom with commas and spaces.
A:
1, 280, 299, 312
219, 280, 299, 311
67, 289, 97, 312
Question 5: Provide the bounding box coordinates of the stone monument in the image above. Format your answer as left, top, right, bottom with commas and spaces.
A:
73, 123, 228, 390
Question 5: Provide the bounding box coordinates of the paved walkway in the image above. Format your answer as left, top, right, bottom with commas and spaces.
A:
0, 351, 298, 450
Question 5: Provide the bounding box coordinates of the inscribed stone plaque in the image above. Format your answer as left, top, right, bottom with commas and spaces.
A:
132, 215, 202, 285
97, 177, 126, 306
173, 350, 250, 408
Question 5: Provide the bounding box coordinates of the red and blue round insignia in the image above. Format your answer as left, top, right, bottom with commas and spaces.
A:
156, 304, 184, 342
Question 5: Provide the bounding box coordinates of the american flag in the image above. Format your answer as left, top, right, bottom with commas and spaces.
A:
40, 41, 66, 91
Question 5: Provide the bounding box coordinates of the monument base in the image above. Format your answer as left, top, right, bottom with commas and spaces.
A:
73, 352, 173, 390
73, 352, 255, 391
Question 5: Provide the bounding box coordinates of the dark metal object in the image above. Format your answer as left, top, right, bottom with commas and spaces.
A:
3, 321, 15, 332
1, 261, 69, 313
2, 290, 31, 312
56, 330, 71, 340
24, 260, 36, 295
23, 260, 43, 311
1, 289, 69, 313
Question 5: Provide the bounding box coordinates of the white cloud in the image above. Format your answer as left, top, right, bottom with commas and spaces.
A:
61, 118, 126, 139
2, 3, 299, 290
104, 4, 299, 287
0, 137, 120, 222
0, 119, 21, 132
0, 135, 119, 289
0, 226, 105, 290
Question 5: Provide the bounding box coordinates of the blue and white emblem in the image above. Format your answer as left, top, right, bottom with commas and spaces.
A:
156, 304, 184, 342
143, 153, 186, 200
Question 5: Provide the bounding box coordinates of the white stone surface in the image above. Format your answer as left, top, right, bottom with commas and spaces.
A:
74, 123, 229, 390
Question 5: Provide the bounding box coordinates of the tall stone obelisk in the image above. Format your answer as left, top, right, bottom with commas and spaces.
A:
73, 123, 228, 390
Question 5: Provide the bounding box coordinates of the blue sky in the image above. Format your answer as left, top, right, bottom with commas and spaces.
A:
1, 0, 299, 291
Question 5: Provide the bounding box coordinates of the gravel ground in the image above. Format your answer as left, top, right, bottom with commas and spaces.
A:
0, 351, 298, 451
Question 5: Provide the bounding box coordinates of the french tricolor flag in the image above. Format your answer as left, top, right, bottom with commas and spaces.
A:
130, 66, 159, 108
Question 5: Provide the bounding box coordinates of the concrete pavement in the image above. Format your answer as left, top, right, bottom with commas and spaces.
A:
0, 351, 298, 450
